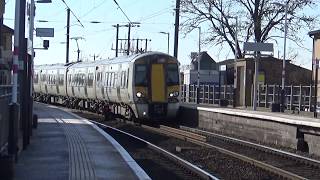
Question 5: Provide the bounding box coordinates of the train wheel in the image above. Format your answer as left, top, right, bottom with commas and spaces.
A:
130, 111, 141, 125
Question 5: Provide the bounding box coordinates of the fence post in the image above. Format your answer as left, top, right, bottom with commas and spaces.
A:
290, 85, 293, 110
185, 85, 188, 103
298, 85, 302, 111
251, 84, 253, 107
212, 85, 215, 104
309, 85, 312, 112
193, 84, 196, 103
202, 84, 205, 104
265, 84, 268, 108
257, 84, 261, 107
272, 85, 276, 103
190, 85, 193, 103
207, 85, 210, 104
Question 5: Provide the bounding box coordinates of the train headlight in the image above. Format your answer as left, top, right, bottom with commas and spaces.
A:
136, 92, 143, 98
169, 91, 179, 97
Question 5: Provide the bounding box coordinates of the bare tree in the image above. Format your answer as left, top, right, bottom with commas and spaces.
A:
180, 0, 319, 59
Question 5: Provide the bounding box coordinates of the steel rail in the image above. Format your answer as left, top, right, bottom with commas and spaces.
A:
147, 125, 307, 180
92, 121, 219, 180
180, 125, 320, 169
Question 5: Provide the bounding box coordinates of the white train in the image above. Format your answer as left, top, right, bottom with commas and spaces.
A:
33, 52, 180, 121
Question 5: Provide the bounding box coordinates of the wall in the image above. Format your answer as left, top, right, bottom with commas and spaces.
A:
179, 106, 320, 156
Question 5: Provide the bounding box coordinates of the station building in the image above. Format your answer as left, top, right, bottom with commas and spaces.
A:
217, 57, 312, 107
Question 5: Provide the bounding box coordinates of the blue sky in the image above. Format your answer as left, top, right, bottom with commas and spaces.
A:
3, 0, 319, 69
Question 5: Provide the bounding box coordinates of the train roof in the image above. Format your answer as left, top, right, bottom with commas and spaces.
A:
34, 63, 69, 70
68, 51, 177, 68
34, 52, 178, 70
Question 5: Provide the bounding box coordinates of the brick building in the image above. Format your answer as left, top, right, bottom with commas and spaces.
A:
0, 24, 14, 84
218, 57, 312, 106
309, 30, 320, 108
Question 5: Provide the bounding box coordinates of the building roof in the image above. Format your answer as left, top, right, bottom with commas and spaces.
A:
217, 56, 310, 71
1, 24, 14, 34
308, 29, 320, 38
191, 51, 215, 63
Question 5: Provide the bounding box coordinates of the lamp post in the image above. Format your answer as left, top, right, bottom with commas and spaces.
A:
159, 31, 170, 54
272, 2, 288, 112
193, 26, 201, 104
227, 16, 239, 107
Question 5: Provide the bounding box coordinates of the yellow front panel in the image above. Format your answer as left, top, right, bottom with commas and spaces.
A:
151, 64, 165, 102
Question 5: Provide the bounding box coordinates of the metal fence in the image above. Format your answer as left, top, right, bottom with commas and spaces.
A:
181, 83, 315, 112
256, 84, 314, 111
181, 84, 234, 105
0, 85, 12, 154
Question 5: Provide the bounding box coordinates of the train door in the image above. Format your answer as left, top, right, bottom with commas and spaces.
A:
151, 64, 166, 102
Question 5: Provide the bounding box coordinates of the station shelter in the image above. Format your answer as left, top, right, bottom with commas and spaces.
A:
309, 30, 320, 108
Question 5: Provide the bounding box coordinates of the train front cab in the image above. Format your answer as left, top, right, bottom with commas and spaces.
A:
133, 54, 180, 120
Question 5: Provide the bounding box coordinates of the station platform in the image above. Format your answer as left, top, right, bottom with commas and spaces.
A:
181, 103, 320, 128
15, 103, 150, 180
179, 103, 320, 156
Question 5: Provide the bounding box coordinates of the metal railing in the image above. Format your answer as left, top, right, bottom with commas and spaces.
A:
181, 83, 315, 112
0, 85, 12, 154
181, 84, 234, 106
256, 84, 314, 111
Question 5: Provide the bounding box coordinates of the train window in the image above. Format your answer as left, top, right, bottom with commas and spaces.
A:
97, 72, 101, 82
58, 74, 64, 85
121, 71, 126, 88
96, 72, 100, 82
73, 74, 76, 86
81, 74, 84, 86
79, 74, 82, 86
106, 73, 109, 87
48, 75, 51, 84
135, 64, 147, 86
88, 73, 93, 87
53, 75, 55, 84
34, 73, 39, 84
126, 69, 129, 88
114, 73, 118, 87
167, 64, 179, 85
42, 74, 46, 82
68, 74, 71, 85
75, 74, 79, 86
109, 73, 113, 87
80, 74, 83, 86
124, 71, 127, 88
120, 71, 124, 88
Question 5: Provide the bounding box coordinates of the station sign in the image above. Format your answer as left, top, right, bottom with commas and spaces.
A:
243, 42, 273, 52
36, 28, 54, 37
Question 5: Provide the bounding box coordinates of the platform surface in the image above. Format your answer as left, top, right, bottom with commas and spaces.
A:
15, 103, 149, 180
181, 103, 320, 128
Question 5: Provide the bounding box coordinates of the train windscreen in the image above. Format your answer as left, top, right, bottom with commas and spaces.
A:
135, 64, 147, 86
167, 64, 179, 85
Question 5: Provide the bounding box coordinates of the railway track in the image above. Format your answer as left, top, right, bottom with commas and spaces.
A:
69, 108, 320, 179
92, 121, 219, 180
150, 125, 320, 180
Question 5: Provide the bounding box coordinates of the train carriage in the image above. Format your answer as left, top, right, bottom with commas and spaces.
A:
34, 51, 180, 122
66, 62, 96, 100
130, 52, 180, 119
